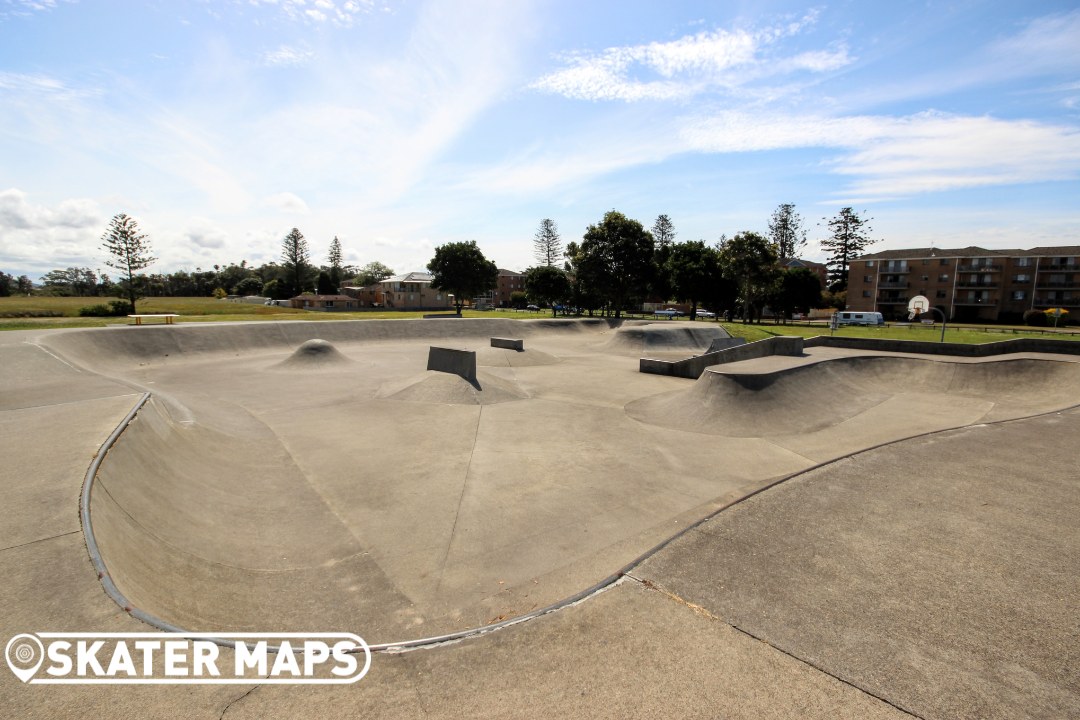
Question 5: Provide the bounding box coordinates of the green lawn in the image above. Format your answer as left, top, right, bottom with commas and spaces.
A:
717, 320, 1080, 344
0, 296, 559, 331
2, 296, 1077, 343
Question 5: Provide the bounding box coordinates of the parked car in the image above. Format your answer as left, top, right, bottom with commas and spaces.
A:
696, 310, 716, 318
526, 304, 540, 311
653, 309, 680, 318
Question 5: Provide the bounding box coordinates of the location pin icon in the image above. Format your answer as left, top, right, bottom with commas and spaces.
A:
5, 634, 45, 683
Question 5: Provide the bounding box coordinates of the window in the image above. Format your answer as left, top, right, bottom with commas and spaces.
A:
922, 259, 929, 265
921, 275, 929, 281
862, 290, 871, 297
940, 259, 949, 266
1017, 257, 1031, 267
1014, 274, 1030, 283
866, 261, 875, 268
864, 275, 872, 283
939, 274, 949, 281
1013, 290, 1026, 301
936, 290, 946, 298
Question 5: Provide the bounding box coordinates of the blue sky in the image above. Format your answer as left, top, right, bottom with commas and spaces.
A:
1, 0, 1078, 280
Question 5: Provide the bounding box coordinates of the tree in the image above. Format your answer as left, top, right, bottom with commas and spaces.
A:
651, 214, 677, 301
533, 219, 562, 267
822, 207, 876, 291
580, 210, 655, 318
281, 227, 310, 297
667, 240, 722, 320
102, 213, 156, 313
16, 275, 33, 295
354, 261, 395, 287
563, 241, 603, 316
768, 267, 822, 323
316, 270, 335, 295
427, 240, 498, 314
768, 203, 807, 260
235, 276, 264, 296
719, 231, 779, 323
0, 271, 12, 297
524, 265, 572, 317
327, 236, 344, 288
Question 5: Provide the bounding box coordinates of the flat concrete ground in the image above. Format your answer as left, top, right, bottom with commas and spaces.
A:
1, 320, 1077, 718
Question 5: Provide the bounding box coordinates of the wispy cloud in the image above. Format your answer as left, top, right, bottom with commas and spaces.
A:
243, 0, 388, 27
530, 13, 849, 102
261, 44, 315, 67
262, 192, 311, 214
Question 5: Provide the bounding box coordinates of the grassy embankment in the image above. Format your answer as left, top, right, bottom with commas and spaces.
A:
0, 296, 551, 331
2, 296, 1077, 344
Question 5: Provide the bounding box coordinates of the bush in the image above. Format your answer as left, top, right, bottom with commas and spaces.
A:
78, 300, 130, 317
1023, 310, 1048, 327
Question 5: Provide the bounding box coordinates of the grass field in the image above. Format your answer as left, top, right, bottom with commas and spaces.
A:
1, 296, 1077, 344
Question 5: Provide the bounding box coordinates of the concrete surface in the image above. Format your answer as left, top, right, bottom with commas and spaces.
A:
1, 319, 1078, 718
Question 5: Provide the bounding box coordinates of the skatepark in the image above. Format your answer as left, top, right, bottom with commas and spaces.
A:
2, 317, 1078, 718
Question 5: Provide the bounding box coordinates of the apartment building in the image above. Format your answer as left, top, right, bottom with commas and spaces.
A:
475, 269, 525, 308
847, 246, 1080, 322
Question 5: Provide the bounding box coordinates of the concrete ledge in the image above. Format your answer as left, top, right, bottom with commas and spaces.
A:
423, 313, 462, 319
491, 337, 524, 351
640, 336, 797, 379
427, 346, 477, 381
804, 335, 1080, 357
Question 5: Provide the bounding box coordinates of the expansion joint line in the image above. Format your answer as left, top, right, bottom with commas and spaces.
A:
434, 405, 484, 595
623, 574, 927, 720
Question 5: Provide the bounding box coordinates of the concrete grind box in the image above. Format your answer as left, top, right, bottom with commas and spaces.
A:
427, 346, 477, 382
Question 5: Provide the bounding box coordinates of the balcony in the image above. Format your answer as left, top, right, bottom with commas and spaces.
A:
878, 267, 910, 274
1034, 298, 1080, 308
953, 297, 998, 306
1044, 263, 1080, 271
877, 281, 910, 289
876, 296, 909, 305
956, 264, 1001, 272
1035, 280, 1079, 288
955, 280, 999, 288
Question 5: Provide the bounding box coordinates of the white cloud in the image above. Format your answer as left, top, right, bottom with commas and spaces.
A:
262, 192, 311, 214
0, 190, 107, 275
183, 218, 229, 249
0, 189, 101, 230
530, 13, 850, 102
261, 45, 315, 67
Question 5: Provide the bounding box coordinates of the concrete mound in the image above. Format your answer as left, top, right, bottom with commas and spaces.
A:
376, 370, 529, 405
274, 339, 349, 369
626, 356, 1080, 437
604, 323, 730, 354
476, 346, 560, 367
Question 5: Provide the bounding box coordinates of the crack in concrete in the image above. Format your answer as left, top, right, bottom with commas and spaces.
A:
433, 405, 484, 596
0, 529, 80, 553
625, 573, 928, 720
218, 682, 262, 719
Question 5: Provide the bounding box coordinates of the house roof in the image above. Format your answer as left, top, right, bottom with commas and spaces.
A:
498, 268, 523, 276
382, 272, 434, 284
783, 258, 827, 269
290, 294, 354, 301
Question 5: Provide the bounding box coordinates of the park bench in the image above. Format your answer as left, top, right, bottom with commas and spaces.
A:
128, 314, 180, 326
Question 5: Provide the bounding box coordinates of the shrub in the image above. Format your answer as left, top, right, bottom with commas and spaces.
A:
1023, 309, 1048, 327
78, 300, 130, 317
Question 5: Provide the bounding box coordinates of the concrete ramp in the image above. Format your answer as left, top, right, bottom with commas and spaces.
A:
604, 323, 730, 354
626, 356, 1080, 437
89, 397, 419, 636
376, 370, 529, 405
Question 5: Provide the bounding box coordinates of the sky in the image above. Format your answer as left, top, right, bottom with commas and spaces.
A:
1, 0, 1079, 281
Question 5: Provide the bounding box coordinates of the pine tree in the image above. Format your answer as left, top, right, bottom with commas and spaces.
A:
101, 213, 156, 313
821, 207, 876, 291
533, 219, 562, 267
281, 228, 310, 297
767, 203, 807, 260
327, 236, 344, 289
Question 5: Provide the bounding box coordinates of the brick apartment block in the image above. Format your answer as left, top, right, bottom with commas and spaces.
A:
846, 246, 1080, 323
